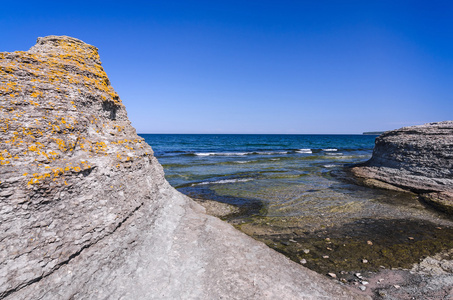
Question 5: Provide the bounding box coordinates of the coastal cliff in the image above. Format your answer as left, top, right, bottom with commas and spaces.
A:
0, 36, 365, 299
351, 121, 453, 214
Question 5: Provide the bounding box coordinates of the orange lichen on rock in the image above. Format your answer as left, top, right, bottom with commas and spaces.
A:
0, 35, 145, 188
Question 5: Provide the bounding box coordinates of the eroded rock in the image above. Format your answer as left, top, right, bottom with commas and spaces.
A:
0, 36, 366, 299
351, 121, 453, 213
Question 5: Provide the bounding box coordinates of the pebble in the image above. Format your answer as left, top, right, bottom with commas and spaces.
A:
323, 255, 329, 259
289, 239, 297, 243
367, 240, 373, 245
325, 238, 330, 241
327, 273, 337, 278
394, 285, 400, 289
300, 259, 307, 264
303, 249, 310, 254
362, 259, 368, 263
326, 247, 333, 251
361, 281, 369, 285
359, 285, 366, 291
408, 237, 414, 240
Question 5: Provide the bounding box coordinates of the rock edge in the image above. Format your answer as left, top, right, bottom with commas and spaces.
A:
351, 121, 453, 214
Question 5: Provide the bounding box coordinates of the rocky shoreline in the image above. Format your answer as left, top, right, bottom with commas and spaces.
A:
0, 36, 366, 299
2, 35, 452, 299
195, 190, 453, 299
194, 123, 453, 299
351, 121, 453, 215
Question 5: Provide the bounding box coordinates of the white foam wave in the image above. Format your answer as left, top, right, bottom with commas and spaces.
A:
235, 160, 253, 164
323, 148, 338, 152
270, 158, 280, 161
195, 152, 248, 156
296, 149, 312, 154
256, 151, 288, 155
326, 152, 343, 156
196, 151, 287, 156
192, 178, 253, 186
323, 164, 337, 168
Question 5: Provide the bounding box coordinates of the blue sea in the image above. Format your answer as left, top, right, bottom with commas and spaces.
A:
139, 134, 379, 216
140, 134, 453, 273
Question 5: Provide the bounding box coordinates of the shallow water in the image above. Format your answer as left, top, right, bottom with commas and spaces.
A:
141, 134, 453, 275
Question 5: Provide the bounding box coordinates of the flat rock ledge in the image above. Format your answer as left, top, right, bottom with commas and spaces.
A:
351, 121, 453, 214
0, 36, 366, 299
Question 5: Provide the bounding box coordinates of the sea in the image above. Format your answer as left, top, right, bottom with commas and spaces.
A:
140, 134, 453, 273
140, 134, 377, 215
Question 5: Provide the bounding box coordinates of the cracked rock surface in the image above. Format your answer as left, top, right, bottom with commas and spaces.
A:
351, 121, 453, 214
0, 36, 366, 299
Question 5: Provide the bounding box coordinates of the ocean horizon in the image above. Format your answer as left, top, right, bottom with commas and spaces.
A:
139, 133, 377, 205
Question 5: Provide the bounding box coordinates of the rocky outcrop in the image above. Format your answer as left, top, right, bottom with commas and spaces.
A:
0, 36, 365, 299
351, 121, 453, 213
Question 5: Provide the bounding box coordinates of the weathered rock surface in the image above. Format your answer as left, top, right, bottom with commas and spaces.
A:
0, 36, 366, 299
351, 121, 453, 213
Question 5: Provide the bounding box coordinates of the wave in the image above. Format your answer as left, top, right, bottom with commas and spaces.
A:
296, 149, 312, 154
234, 160, 254, 164
194, 151, 288, 156
192, 178, 253, 186
325, 152, 344, 156
323, 164, 337, 168
256, 151, 288, 155
322, 148, 338, 152
195, 152, 248, 156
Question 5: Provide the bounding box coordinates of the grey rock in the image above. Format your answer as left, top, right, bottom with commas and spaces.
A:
351, 121, 453, 213
192, 198, 240, 218
0, 36, 368, 299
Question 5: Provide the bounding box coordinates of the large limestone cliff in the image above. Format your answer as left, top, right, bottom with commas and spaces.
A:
351, 121, 453, 214
0, 36, 365, 299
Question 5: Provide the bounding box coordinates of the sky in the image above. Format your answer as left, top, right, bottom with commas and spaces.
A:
1, 1, 452, 134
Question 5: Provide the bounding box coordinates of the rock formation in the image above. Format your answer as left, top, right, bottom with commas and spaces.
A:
351, 121, 453, 214
0, 36, 366, 299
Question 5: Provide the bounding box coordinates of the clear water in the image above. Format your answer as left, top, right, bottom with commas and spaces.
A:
140, 134, 453, 273
140, 134, 377, 210
141, 134, 375, 185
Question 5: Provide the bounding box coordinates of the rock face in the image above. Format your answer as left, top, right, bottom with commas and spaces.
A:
0, 36, 365, 299
351, 121, 453, 213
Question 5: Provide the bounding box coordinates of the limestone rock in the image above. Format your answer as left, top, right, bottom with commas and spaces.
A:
0, 36, 366, 299
351, 121, 453, 213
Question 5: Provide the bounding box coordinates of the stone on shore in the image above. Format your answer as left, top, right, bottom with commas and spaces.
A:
0, 36, 367, 299
351, 121, 453, 214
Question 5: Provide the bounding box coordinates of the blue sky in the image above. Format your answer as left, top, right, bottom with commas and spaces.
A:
1, 1, 452, 133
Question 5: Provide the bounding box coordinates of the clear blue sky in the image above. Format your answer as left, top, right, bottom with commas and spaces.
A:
1, 1, 452, 133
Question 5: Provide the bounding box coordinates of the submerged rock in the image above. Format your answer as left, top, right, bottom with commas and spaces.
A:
0, 36, 366, 299
351, 121, 453, 214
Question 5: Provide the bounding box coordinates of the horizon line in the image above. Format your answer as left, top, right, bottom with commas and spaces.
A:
137, 132, 382, 135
